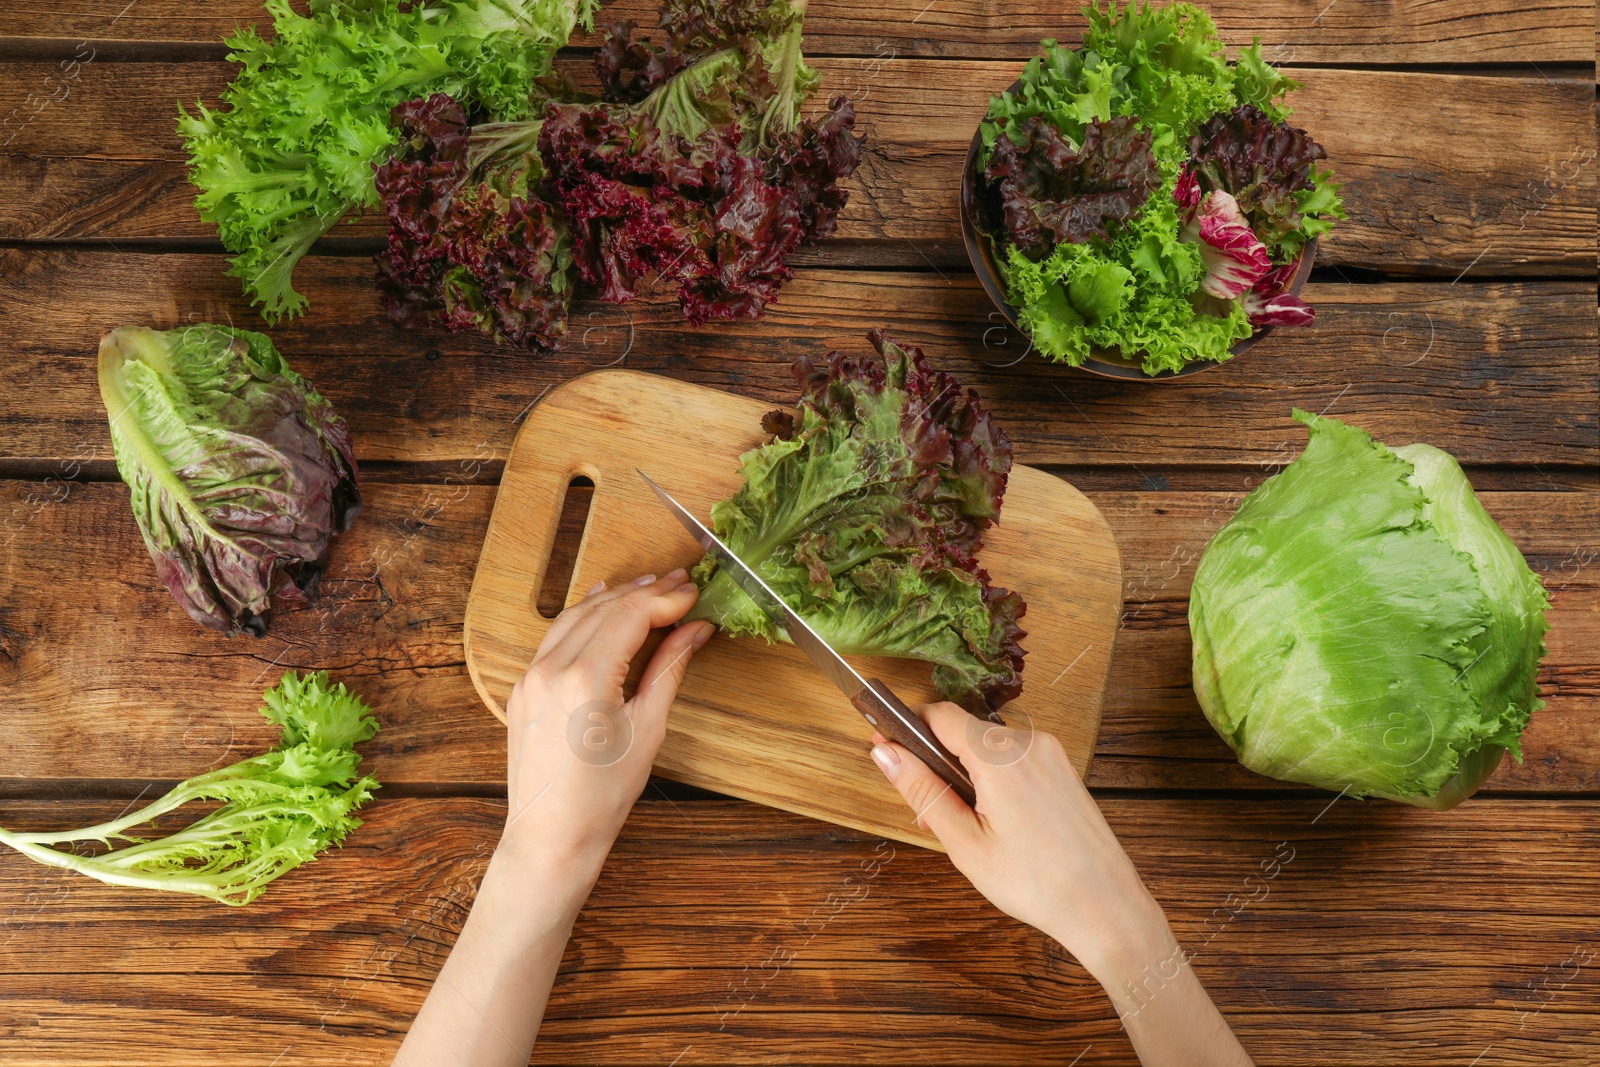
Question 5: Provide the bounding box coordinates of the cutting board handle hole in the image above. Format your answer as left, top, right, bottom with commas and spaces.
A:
535, 475, 595, 619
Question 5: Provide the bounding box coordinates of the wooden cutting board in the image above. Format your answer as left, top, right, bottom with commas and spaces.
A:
463, 369, 1122, 850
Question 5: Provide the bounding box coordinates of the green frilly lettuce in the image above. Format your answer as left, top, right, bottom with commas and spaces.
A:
0, 672, 380, 906
179, 0, 595, 321
1189, 411, 1549, 808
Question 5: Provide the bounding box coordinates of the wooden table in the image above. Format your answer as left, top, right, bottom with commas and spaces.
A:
1, 2, 1596, 1064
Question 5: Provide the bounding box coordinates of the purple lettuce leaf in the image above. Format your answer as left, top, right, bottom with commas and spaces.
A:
979, 115, 1161, 256
1187, 104, 1327, 250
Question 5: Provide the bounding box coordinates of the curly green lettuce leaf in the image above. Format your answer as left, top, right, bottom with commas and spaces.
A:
1080, 0, 1238, 144
0, 672, 380, 906
179, 0, 594, 322
687, 330, 1026, 716
1230, 40, 1299, 118
1189, 411, 1548, 805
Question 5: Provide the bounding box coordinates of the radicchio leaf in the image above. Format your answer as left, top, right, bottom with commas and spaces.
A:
1242, 255, 1314, 327
1182, 188, 1270, 301
688, 329, 1026, 717
1187, 105, 1328, 250
979, 115, 1161, 256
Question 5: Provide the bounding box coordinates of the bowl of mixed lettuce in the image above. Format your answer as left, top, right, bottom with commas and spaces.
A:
961, 2, 1345, 379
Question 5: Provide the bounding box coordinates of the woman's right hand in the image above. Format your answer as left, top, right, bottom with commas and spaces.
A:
868, 702, 1170, 977
871, 704, 1253, 1066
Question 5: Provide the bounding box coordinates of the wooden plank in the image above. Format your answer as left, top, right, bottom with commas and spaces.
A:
1, 60, 1593, 275
0, 481, 1592, 794
1, 252, 1594, 469
460, 370, 1119, 850
0, 0, 1589, 62
0, 796, 1592, 1065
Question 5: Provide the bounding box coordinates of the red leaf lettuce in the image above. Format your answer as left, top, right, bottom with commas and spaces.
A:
375, 93, 575, 350
1187, 104, 1332, 255
979, 115, 1162, 257
542, 0, 864, 324
687, 330, 1026, 717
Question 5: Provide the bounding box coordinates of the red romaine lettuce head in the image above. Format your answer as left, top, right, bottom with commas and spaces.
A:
688, 329, 1026, 717
375, 93, 575, 350
1187, 104, 1327, 251
979, 115, 1161, 257
1181, 188, 1270, 300
97, 325, 360, 636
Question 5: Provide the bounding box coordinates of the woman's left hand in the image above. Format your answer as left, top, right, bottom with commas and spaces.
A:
393, 569, 711, 1067
501, 568, 713, 875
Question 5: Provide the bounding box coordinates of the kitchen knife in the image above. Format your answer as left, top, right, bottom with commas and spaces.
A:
637, 469, 978, 809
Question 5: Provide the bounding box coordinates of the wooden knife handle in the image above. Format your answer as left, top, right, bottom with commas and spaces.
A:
852, 678, 978, 809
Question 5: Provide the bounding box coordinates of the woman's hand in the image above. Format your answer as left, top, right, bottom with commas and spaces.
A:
502, 569, 714, 877
871, 703, 1253, 1067
868, 703, 1162, 973
394, 570, 712, 1067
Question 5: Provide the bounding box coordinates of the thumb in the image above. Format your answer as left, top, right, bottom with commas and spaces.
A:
871, 741, 981, 853
632, 620, 714, 727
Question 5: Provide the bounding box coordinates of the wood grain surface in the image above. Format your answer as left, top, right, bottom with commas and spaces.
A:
460, 370, 1120, 850
1, 252, 1595, 471
1, 0, 1593, 61
0, 4, 1594, 1065
0, 796, 1593, 1066
1, 60, 1594, 276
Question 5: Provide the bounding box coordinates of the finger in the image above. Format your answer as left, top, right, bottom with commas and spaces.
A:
871, 740, 982, 853
538, 572, 696, 672
562, 579, 700, 681
631, 620, 714, 731
535, 572, 653, 656
918, 702, 979, 761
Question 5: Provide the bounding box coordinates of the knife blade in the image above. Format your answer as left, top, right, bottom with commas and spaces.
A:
637, 469, 977, 809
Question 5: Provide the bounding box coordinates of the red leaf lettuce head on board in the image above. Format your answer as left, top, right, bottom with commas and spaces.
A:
687, 329, 1026, 717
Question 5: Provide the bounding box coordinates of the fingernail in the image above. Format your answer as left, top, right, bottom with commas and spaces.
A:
675, 580, 698, 594
587, 581, 606, 595
665, 567, 687, 581
871, 744, 901, 781
633, 573, 657, 586
690, 622, 713, 649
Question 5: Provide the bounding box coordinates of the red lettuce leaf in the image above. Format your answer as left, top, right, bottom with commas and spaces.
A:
1187, 104, 1327, 250
979, 115, 1161, 256
374, 94, 574, 351
690, 329, 1025, 717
